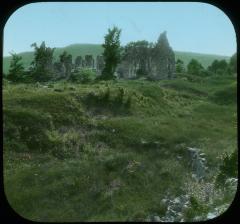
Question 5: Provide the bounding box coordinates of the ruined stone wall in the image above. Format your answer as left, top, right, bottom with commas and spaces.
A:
96, 55, 104, 75
118, 31, 175, 80
84, 55, 94, 68
71, 32, 175, 79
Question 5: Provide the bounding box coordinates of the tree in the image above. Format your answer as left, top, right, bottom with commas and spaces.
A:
30, 41, 55, 82
100, 26, 121, 80
207, 60, 219, 74
175, 59, 185, 73
187, 59, 204, 76
7, 53, 25, 82
208, 59, 228, 75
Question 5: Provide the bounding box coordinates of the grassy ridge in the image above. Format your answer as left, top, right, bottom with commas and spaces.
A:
3, 74, 237, 221
3, 44, 230, 73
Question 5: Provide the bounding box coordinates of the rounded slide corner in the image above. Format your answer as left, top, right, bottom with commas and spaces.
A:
3, 183, 41, 223
3, 2, 43, 31
198, 1, 237, 39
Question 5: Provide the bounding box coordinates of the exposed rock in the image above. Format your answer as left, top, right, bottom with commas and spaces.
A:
53, 61, 66, 79
149, 31, 175, 80
84, 55, 94, 68
225, 177, 238, 192
152, 216, 161, 222
187, 147, 207, 181
75, 56, 83, 69
206, 204, 229, 220
96, 55, 105, 75
117, 32, 175, 80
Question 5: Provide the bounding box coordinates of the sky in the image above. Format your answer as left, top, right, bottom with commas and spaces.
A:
3, 2, 236, 57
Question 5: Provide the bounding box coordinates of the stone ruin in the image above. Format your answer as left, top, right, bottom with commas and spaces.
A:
149, 31, 175, 80
96, 55, 105, 75
116, 31, 175, 80
186, 147, 208, 181
84, 55, 95, 68
60, 31, 175, 80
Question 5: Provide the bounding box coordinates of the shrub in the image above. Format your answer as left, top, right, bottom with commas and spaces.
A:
207, 59, 229, 76
70, 69, 96, 83
187, 59, 204, 76
184, 196, 209, 220
215, 149, 238, 186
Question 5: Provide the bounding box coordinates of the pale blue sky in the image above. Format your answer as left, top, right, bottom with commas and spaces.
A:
3, 2, 236, 56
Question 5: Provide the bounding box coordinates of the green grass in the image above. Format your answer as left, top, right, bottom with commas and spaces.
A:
3, 43, 230, 73
3, 74, 237, 221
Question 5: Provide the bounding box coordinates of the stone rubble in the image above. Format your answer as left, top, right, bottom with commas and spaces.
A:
144, 147, 237, 222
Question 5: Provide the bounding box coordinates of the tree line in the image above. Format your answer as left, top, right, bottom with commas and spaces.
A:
175, 54, 236, 77
4, 26, 237, 83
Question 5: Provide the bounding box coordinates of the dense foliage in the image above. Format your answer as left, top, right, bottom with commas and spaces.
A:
7, 53, 25, 82
70, 69, 97, 83
100, 26, 122, 80
187, 59, 204, 76
175, 59, 185, 73
30, 42, 55, 82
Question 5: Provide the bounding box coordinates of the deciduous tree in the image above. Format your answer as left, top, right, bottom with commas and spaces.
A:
7, 53, 24, 82
100, 26, 121, 80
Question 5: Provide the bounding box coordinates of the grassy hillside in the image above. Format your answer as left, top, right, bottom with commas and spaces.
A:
2, 44, 230, 74
3, 74, 237, 221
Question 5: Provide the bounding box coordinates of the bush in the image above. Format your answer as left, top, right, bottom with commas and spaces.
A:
70, 69, 96, 83
187, 59, 204, 76
215, 149, 238, 186
184, 196, 209, 220
207, 59, 230, 76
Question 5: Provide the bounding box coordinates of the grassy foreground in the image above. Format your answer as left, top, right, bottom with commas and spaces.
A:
3, 74, 237, 221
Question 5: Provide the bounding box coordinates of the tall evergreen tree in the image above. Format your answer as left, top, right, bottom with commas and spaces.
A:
101, 26, 121, 80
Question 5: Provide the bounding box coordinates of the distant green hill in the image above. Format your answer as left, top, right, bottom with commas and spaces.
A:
2, 43, 230, 74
